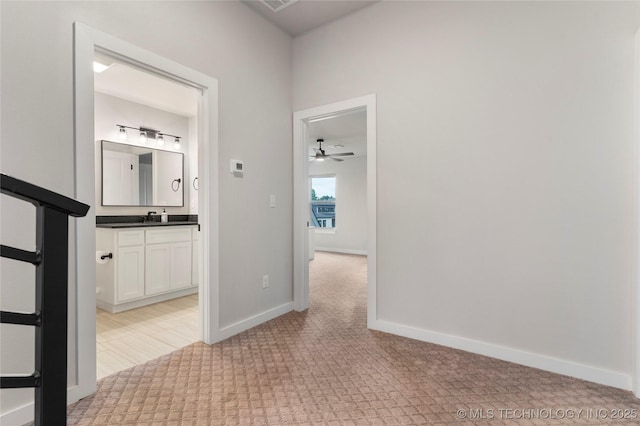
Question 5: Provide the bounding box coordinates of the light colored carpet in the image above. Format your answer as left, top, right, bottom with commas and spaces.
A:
67, 252, 640, 425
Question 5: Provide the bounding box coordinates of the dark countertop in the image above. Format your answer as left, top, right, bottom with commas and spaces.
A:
96, 214, 198, 229
96, 221, 198, 229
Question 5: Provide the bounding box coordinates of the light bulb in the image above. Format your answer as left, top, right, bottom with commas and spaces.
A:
93, 61, 111, 73
118, 127, 126, 140
157, 134, 164, 146
174, 137, 180, 149
139, 131, 147, 143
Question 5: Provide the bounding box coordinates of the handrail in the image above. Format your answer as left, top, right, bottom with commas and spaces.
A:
0, 173, 89, 217
0, 173, 89, 425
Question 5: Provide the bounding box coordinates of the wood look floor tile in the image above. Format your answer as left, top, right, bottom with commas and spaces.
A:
96, 294, 198, 379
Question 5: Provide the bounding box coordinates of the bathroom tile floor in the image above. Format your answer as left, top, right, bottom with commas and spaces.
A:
96, 294, 199, 379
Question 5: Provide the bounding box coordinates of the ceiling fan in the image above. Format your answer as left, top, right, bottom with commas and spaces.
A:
310, 138, 354, 162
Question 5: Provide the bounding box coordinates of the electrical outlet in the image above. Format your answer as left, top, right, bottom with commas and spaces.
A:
262, 274, 269, 289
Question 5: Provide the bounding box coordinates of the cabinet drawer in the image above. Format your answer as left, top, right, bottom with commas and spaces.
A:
117, 230, 145, 247
146, 227, 192, 244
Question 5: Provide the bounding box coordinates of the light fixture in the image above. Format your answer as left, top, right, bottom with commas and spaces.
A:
116, 125, 183, 149
308, 114, 340, 123
93, 59, 112, 73
259, 0, 300, 13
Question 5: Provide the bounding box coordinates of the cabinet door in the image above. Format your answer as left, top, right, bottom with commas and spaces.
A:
145, 243, 171, 295
170, 241, 192, 290
116, 245, 145, 303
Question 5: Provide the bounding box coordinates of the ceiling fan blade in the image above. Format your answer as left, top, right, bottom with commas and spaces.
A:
329, 152, 354, 156
329, 157, 344, 162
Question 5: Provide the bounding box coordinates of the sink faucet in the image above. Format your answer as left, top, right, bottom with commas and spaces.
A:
146, 211, 157, 222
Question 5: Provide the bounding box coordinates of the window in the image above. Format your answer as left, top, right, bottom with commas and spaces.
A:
310, 176, 336, 229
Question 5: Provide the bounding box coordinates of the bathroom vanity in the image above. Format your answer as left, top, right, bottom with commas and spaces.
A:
96, 223, 199, 313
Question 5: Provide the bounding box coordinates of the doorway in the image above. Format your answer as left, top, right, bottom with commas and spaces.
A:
93, 55, 201, 379
292, 94, 377, 326
73, 22, 219, 403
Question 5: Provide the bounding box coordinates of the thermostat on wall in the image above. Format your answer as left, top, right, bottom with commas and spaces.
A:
230, 159, 244, 176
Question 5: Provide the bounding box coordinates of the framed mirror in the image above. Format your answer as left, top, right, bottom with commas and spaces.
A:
101, 140, 184, 206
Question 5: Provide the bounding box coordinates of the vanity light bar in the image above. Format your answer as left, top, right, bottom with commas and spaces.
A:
116, 125, 182, 147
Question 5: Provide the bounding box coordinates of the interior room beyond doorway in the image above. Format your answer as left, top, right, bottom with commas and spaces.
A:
93, 53, 201, 379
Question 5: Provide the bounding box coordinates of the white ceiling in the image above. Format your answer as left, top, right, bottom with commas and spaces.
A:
242, 0, 378, 36
94, 58, 199, 117
93, 1, 376, 119
308, 109, 367, 159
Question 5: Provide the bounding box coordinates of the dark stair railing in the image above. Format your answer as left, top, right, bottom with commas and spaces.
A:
0, 173, 89, 425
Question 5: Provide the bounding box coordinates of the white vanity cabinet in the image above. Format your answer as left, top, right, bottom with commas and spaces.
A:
96, 225, 198, 313
145, 227, 192, 294
115, 231, 145, 302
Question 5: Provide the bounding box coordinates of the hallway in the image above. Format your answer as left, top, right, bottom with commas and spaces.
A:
68, 252, 640, 424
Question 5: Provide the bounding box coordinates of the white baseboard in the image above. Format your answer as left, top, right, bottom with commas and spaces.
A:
1, 400, 33, 426
97, 287, 198, 313
371, 319, 632, 391
0, 384, 83, 426
217, 302, 293, 341
315, 247, 367, 256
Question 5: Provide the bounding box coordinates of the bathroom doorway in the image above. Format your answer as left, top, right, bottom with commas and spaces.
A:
92, 56, 201, 379
74, 23, 219, 402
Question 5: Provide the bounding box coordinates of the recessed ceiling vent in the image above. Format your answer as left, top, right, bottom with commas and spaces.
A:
260, 0, 300, 13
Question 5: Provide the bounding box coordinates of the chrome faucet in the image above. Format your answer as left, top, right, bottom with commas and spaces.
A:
146, 211, 157, 222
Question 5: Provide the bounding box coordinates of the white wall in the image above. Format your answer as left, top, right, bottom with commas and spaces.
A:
310, 156, 367, 254
294, 2, 640, 387
94, 92, 192, 216
1, 0, 292, 419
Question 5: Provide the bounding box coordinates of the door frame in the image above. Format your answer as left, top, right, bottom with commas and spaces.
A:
73, 22, 219, 401
292, 94, 377, 326
634, 28, 640, 399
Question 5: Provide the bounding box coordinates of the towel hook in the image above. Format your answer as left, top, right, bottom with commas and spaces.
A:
171, 178, 182, 192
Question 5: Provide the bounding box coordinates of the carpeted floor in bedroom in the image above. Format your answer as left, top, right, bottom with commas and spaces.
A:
66, 251, 640, 425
